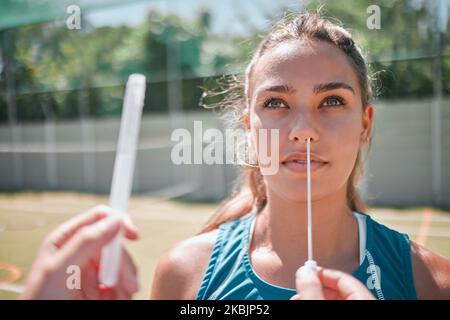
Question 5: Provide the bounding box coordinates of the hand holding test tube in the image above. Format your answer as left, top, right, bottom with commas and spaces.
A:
99, 74, 146, 287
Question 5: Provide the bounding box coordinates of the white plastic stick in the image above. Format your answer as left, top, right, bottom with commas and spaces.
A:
304, 137, 317, 271
99, 74, 146, 287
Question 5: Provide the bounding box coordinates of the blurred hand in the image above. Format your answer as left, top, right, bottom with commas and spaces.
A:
291, 266, 375, 300
19, 205, 139, 300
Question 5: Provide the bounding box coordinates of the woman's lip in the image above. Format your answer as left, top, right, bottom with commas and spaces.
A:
282, 160, 328, 173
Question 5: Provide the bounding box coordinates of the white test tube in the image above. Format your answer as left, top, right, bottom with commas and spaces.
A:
99, 74, 146, 287
302, 137, 317, 271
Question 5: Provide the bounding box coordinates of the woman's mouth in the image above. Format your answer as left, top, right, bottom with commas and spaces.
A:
281, 159, 328, 173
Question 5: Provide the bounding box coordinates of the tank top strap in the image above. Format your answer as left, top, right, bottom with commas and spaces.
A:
196, 213, 255, 300
353, 212, 417, 300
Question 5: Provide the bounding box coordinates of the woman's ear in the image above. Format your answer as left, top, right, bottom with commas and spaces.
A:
361, 105, 374, 146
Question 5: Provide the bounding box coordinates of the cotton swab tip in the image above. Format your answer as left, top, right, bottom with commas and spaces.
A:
303, 259, 317, 271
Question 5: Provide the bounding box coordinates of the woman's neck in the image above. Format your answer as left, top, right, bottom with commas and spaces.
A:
253, 183, 360, 271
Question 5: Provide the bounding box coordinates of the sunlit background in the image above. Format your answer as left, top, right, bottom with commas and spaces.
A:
0, 0, 449, 299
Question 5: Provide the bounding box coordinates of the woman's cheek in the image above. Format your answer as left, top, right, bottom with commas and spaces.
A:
252, 130, 283, 174
328, 129, 361, 183
252, 117, 287, 171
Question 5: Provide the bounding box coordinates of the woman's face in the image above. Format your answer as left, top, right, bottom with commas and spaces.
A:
247, 39, 373, 202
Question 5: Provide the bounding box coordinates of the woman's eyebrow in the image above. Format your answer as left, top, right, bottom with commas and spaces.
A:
255, 82, 355, 98
313, 82, 355, 95
257, 84, 296, 95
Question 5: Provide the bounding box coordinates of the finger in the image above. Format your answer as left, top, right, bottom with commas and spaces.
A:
122, 215, 140, 240
308, 267, 339, 300
118, 248, 139, 296
115, 287, 133, 300
82, 263, 102, 300
295, 265, 325, 300
99, 285, 117, 300
57, 215, 122, 268
290, 294, 300, 300
46, 205, 113, 249
97, 284, 131, 300
323, 288, 340, 300
78, 246, 138, 299
318, 268, 374, 300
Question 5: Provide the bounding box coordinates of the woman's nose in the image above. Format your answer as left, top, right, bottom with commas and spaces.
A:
287, 113, 319, 143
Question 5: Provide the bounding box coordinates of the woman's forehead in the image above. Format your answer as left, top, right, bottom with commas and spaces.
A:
250, 40, 360, 96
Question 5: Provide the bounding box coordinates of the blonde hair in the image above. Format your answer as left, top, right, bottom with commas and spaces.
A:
200, 12, 373, 233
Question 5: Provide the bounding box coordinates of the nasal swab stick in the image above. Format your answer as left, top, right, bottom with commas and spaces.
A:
99, 74, 146, 287
302, 137, 317, 271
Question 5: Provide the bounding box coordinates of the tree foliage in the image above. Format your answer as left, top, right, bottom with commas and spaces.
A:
0, 0, 448, 123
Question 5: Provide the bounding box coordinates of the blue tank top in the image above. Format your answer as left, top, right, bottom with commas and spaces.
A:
196, 211, 417, 300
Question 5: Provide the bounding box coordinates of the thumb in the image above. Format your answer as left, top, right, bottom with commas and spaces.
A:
318, 268, 375, 300
57, 215, 122, 268
122, 214, 140, 240
295, 265, 325, 300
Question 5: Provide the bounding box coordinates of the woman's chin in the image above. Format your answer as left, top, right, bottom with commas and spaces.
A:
268, 182, 330, 202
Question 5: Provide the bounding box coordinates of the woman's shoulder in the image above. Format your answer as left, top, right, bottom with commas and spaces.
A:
150, 213, 254, 299
150, 228, 219, 299
363, 212, 411, 249
410, 240, 450, 299
364, 212, 450, 299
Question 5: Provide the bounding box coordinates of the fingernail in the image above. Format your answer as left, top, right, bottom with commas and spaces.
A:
296, 265, 315, 278
123, 215, 138, 232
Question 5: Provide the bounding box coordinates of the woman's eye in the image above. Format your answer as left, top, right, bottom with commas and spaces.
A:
263, 98, 288, 109
321, 96, 345, 108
